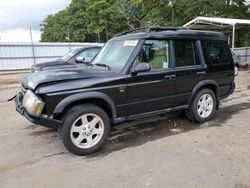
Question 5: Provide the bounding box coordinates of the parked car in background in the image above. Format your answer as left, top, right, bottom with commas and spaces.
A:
31, 46, 101, 73
16, 27, 235, 156
232, 52, 241, 75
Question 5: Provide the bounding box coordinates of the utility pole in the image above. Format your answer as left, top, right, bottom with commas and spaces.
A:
170, 0, 176, 25
30, 27, 36, 64
67, 27, 71, 51
98, 32, 101, 43
105, 25, 109, 41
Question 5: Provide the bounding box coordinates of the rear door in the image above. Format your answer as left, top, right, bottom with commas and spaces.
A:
173, 40, 207, 106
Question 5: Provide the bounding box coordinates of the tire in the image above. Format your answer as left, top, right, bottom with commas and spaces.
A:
61, 104, 110, 156
184, 109, 194, 121
188, 88, 217, 123
57, 125, 63, 140
234, 66, 239, 76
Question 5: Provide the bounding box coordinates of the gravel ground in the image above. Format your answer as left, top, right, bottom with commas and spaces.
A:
0, 73, 24, 89
0, 71, 250, 188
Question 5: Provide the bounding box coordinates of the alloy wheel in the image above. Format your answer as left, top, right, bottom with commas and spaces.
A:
197, 94, 214, 118
70, 113, 104, 149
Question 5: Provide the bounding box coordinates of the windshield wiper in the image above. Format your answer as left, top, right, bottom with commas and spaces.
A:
93, 63, 111, 70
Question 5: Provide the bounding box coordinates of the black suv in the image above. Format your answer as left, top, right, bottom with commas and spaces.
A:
15, 27, 235, 155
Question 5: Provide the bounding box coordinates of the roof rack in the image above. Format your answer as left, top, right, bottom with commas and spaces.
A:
115, 26, 189, 37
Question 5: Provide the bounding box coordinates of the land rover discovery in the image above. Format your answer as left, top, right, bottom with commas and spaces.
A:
15, 27, 235, 155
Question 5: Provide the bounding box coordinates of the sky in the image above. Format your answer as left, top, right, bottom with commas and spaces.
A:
1, 0, 250, 42
0, 0, 70, 42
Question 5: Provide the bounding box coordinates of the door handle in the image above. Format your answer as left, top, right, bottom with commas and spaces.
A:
118, 86, 126, 93
164, 74, 176, 79
196, 71, 206, 75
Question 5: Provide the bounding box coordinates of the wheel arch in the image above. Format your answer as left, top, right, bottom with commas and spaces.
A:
235, 63, 240, 68
188, 80, 219, 109
53, 91, 117, 119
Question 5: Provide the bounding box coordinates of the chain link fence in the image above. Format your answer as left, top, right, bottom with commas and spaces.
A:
233, 47, 250, 63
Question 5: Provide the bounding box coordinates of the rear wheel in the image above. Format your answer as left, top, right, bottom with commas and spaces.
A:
188, 89, 217, 123
61, 104, 110, 156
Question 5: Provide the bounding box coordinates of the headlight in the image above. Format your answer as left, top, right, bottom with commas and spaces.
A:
27, 81, 36, 90
31, 67, 35, 73
31, 67, 39, 73
22, 90, 45, 117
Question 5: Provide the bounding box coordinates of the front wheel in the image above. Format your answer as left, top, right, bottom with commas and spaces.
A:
61, 104, 110, 156
188, 89, 217, 123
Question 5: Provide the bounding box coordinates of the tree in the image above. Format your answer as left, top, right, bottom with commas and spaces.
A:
84, 0, 128, 41
40, 0, 250, 46
41, 10, 70, 42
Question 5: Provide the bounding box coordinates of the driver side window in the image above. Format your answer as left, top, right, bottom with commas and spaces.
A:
77, 48, 100, 63
136, 40, 170, 70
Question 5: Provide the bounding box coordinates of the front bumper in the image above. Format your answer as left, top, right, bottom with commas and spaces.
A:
15, 92, 62, 129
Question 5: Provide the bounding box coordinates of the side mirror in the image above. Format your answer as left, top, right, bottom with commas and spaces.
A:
76, 56, 85, 63
132, 63, 151, 74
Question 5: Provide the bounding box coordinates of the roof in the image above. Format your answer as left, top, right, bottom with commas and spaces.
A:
183, 17, 250, 32
112, 29, 226, 41
77, 46, 102, 50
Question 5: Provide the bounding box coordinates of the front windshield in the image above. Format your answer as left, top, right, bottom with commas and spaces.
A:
91, 40, 138, 72
61, 49, 79, 62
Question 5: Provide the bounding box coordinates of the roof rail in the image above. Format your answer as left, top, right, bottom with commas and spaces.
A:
148, 26, 188, 32
115, 26, 189, 37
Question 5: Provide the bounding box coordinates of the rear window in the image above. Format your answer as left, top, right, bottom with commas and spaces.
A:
205, 41, 230, 65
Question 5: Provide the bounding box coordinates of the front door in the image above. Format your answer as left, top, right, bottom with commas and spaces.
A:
127, 40, 176, 116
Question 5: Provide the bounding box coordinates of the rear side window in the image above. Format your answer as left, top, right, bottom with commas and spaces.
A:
205, 41, 230, 65
173, 40, 199, 67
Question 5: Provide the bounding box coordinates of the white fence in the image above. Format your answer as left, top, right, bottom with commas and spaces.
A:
0, 42, 102, 70
233, 47, 250, 63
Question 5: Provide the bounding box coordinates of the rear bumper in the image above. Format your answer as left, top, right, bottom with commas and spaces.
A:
219, 81, 235, 99
15, 92, 62, 129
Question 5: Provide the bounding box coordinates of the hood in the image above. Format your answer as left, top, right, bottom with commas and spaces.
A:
32, 60, 67, 68
22, 67, 114, 90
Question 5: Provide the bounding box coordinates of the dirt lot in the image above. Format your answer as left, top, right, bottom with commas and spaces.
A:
0, 71, 250, 188
0, 72, 24, 89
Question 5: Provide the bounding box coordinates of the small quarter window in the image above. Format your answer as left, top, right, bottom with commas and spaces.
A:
205, 41, 229, 65
173, 40, 199, 67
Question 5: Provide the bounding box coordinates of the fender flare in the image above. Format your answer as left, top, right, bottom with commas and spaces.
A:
53, 91, 117, 117
188, 80, 219, 105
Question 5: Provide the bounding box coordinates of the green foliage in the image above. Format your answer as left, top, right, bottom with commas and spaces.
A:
41, 0, 250, 46
85, 0, 128, 40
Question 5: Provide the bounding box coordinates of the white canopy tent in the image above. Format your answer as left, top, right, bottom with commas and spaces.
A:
183, 17, 250, 50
